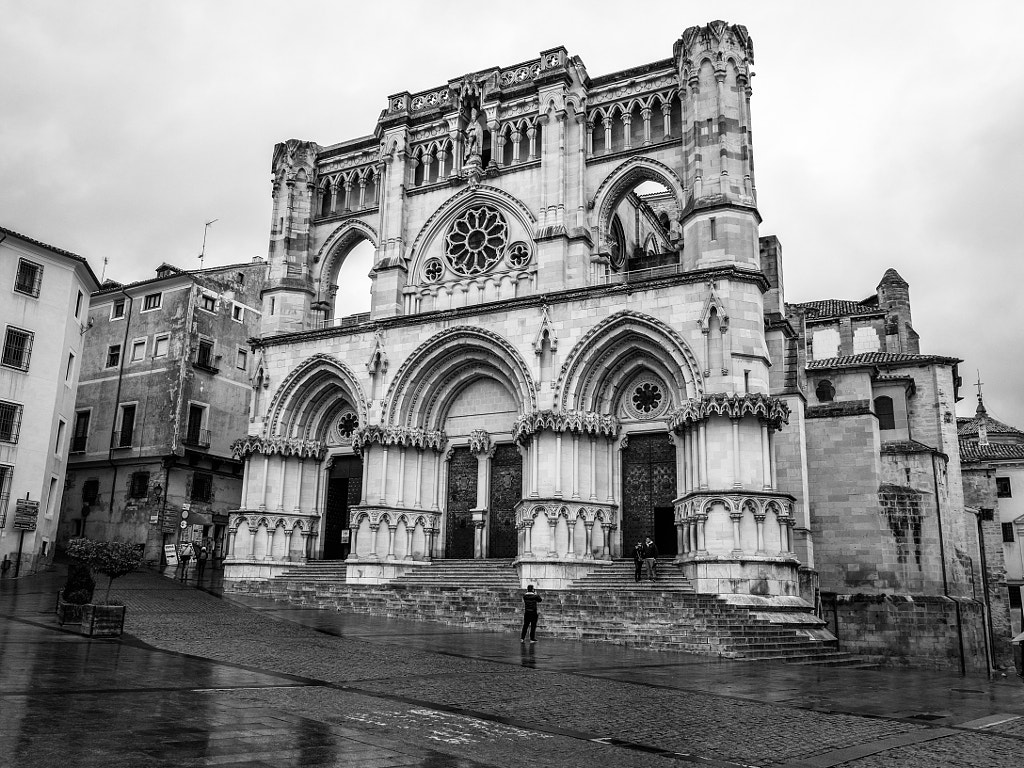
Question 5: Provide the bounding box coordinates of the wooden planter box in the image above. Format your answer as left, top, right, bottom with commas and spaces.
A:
81, 603, 126, 637
56, 594, 86, 626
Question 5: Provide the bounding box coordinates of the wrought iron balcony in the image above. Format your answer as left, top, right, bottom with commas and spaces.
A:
69, 435, 88, 454
183, 428, 211, 448
111, 430, 133, 449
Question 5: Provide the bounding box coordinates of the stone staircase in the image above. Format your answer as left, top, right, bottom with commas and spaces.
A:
228, 558, 866, 666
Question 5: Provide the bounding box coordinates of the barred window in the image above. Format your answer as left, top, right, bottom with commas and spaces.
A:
191, 472, 213, 502
106, 344, 121, 369
1002, 522, 1016, 543
0, 401, 23, 443
129, 472, 150, 499
142, 293, 161, 311
200, 295, 217, 312
0, 464, 12, 526
2, 326, 34, 371
110, 299, 126, 319
82, 478, 99, 504
997, 477, 1012, 498
14, 259, 43, 297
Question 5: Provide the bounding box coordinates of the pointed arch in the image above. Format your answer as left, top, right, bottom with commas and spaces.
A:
265, 354, 368, 442
384, 326, 537, 429
592, 157, 686, 256
557, 310, 703, 412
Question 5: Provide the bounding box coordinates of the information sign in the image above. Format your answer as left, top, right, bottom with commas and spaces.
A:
163, 544, 179, 567
179, 520, 188, 529
13, 499, 39, 532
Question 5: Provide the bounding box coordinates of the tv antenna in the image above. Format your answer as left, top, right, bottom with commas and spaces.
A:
199, 219, 218, 270
100, 256, 109, 283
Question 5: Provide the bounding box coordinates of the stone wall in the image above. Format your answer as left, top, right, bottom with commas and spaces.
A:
822, 592, 988, 673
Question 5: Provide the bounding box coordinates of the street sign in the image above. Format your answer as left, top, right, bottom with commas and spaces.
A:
13, 499, 39, 532
163, 544, 179, 567
179, 520, 188, 529
181, 509, 189, 520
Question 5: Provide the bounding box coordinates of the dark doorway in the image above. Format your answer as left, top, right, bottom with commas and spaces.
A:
654, 506, 677, 556
323, 456, 362, 560
488, 443, 522, 558
621, 432, 677, 552
445, 447, 477, 558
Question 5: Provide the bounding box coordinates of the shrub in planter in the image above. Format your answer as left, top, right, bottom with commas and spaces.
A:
57, 542, 97, 625
66, 538, 144, 637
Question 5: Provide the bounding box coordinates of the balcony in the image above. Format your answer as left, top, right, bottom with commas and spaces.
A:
70, 435, 88, 454
183, 428, 211, 449
111, 431, 133, 449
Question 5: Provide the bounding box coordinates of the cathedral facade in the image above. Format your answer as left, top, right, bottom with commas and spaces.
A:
224, 21, 997, 668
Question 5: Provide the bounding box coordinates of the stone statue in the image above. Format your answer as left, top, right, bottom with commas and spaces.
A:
464, 109, 484, 161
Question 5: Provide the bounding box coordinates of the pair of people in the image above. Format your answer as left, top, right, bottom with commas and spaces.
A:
633, 537, 659, 582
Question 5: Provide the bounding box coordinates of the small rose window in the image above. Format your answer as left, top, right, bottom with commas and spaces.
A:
444, 206, 508, 276
423, 258, 444, 282
506, 241, 531, 269
632, 382, 663, 414
338, 412, 358, 438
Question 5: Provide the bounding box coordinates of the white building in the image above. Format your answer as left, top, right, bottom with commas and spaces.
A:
0, 226, 99, 576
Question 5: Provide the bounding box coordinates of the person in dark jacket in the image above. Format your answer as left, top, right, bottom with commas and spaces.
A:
520, 584, 542, 642
642, 537, 659, 582
632, 540, 645, 582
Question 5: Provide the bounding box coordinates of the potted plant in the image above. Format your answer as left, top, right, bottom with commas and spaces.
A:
69, 539, 145, 637
58, 539, 97, 625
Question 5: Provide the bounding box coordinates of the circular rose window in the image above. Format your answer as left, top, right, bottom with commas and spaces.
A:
423, 258, 444, 282
337, 412, 358, 438
506, 241, 531, 269
444, 206, 509, 276
623, 377, 669, 420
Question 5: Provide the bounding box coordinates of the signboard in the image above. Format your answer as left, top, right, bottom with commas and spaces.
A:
13, 499, 39, 532
340, 530, 350, 544
179, 520, 188, 529
163, 544, 179, 567
190, 524, 204, 542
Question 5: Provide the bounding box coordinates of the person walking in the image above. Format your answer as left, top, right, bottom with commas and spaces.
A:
520, 584, 542, 643
632, 540, 645, 582
642, 536, 659, 582
195, 546, 209, 584
178, 544, 192, 582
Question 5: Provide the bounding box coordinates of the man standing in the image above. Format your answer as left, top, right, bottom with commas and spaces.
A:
633, 540, 645, 582
520, 584, 542, 643
643, 536, 659, 582
195, 546, 209, 584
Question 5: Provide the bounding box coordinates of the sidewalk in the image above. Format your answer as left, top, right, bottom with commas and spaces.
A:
1, 566, 1022, 768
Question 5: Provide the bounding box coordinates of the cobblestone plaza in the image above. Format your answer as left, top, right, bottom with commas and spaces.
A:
2, 567, 1022, 767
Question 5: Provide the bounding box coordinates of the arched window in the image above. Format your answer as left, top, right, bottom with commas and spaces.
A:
874, 396, 895, 431
320, 182, 333, 217
815, 380, 835, 402
609, 215, 626, 271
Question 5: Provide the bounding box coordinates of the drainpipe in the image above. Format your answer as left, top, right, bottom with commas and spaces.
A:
932, 452, 966, 675
971, 506, 995, 676
107, 287, 134, 531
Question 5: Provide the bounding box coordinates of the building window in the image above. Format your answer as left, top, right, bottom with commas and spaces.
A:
14, 258, 43, 297
110, 299, 126, 320
1002, 522, 1016, 543
129, 471, 150, 499
200, 294, 217, 312
874, 396, 896, 431
66, 351, 76, 383
82, 478, 99, 504
153, 334, 169, 358
71, 410, 90, 453
996, 477, 1012, 498
195, 339, 217, 371
75, 291, 84, 319
853, 326, 880, 354
232, 304, 244, 322
811, 328, 841, 361
191, 472, 213, 502
106, 344, 121, 369
815, 380, 835, 403
45, 476, 59, 519
2, 326, 34, 371
142, 293, 162, 311
130, 339, 147, 362
184, 404, 210, 447
709, 217, 717, 241
0, 401, 23, 443
0, 464, 11, 526
55, 419, 66, 456
114, 404, 136, 448
236, 348, 247, 371
981, 508, 995, 522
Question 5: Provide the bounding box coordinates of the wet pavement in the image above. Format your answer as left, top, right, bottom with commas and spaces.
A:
1, 566, 1022, 768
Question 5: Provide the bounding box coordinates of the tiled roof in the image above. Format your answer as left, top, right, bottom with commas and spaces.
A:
788, 299, 881, 319
959, 442, 1024, 462
94, 260, 265, 296
806, 352, 961, 370
957, 412, 1024, 438
1, 224, 100, 288
880, 439, 938, 454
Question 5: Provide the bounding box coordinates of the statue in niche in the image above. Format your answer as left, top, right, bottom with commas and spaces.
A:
464, 108, 484, 162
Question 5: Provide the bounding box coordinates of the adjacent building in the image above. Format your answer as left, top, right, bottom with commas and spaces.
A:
0, 226, 99, 575
58, 261, 266, 563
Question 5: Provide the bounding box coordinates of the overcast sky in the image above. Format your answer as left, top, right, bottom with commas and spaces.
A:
3, 1, 1023, 427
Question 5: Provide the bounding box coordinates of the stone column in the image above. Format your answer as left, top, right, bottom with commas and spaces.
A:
386, 524, 397, 561
414, 449, 423, 509
523, 520, 533, 556
227, 528, 236, 559
760, 421, 772, 490
260, 455, 270, 510
641, 107, 652, 145
698, 421, 709, 489
379, 446, 389, 504
754, 511, 766, 554
600, 523, 612, 560
768, 430, 777, 490
547, 517, 558, 558
405, 524, 414, 561
696, 514, 707, 553
603, 116, 612, 153
571, 434, 580, 499
531, 436, 539, 497
298, 530, 309, 562
681, 518, 690, 555
583, 520, 594, 559
606, 437, 615, 503
730, 511, 743, 553
432, 449, 442, 510
565, 517, 575, 558
589, 436, 598, 501
396, 447, 407, 507
554, 433, 563, 497
249, 528, 257, 560
348, 524, 359, 561
285, 527, 295, 561
662, 102, 672, 139
675, 520, 684, 560
368, 523, 380, 560
731, 418, 741, 489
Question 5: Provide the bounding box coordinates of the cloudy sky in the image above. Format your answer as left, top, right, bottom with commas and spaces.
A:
3, 1, 1023, 426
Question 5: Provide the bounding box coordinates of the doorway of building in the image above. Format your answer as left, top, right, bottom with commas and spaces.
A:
488, 443, 522, 558
621, 432, 677, 554
323, 456, 362, 560
445, 447, 477, 558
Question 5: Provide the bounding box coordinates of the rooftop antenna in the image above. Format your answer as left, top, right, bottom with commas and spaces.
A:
100, 256, 109, 283
199, 219, 218, 270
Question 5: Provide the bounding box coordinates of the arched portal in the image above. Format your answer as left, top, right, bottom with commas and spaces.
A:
313, 220, 378, 323
621, 432, 677, 556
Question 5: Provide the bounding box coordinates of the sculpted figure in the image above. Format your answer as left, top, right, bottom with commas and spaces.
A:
464, 108, 484, 161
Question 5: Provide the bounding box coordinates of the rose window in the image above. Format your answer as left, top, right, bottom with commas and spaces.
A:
337, 412, 358, 438
423, 258, 444, 282
444, 206, 509, 276
506, 241, 531, 269
632, 382, 663, 413
623, 377, 668, 420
